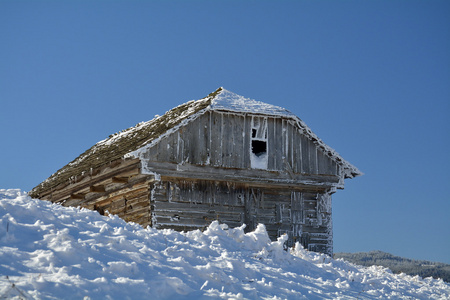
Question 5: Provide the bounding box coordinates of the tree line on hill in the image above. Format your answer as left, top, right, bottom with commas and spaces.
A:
334, 251, 450, 283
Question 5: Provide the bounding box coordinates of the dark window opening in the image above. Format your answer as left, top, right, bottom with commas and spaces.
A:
252, 140, 267, 157
252, 129, 257, 138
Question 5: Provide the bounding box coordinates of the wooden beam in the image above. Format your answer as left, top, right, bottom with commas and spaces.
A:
143, 161, 340, 188
109, 159, 122, 168
90, 185, 106, 193
283, 157, 295, 179
44, 159, 141, 201
112, 176, 129, 184
70, 193, 85, 200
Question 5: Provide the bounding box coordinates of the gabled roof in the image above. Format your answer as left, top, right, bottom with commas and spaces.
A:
30, 88, 361, 197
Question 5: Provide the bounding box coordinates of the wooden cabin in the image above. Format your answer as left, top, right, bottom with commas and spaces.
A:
30, 88, 361, 255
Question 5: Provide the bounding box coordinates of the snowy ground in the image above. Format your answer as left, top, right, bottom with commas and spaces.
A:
1, 189, 449, 299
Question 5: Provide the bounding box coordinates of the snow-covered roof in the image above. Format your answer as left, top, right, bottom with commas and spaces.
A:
211, 89, 296, 117
30, 87, 361, 197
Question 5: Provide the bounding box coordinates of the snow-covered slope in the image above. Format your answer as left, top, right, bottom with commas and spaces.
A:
1, 189, 449, 299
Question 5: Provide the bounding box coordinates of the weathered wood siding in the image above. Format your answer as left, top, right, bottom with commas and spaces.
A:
84, 179, 152, 227
39, 158, 153, 229
151, 178, 333, 255
142, 111, 339, 177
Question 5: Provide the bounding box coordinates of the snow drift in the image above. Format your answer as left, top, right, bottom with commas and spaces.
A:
1, 189, 449, 299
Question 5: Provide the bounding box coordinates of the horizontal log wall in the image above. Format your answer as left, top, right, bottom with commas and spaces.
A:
151, 179, 246, 231
39, 158, 153, 228
151, 178, 333, 255
38, 158, 141, 201
84, 179, 152, 227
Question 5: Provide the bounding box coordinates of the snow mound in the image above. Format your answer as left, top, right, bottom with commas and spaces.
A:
1, 189, 449, 299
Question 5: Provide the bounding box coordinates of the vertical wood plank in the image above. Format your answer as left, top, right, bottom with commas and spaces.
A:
148, 144, 158, 161
210, 112, 222, 166
301, 134, 310, 174
190, 117, 200, 165
222, 113, 232, 167
309, 142, 318, 174
182, 126, 191, 163
167, 129, 176, 163
206, 111, 212, 165
317, 150, 327, 175
293, 126, 300, 173
157, 137, 167, 162
330, 159, 337, 176
286, 122, 294, 171
243, 115, 251, 169
233, 115, 245, 169
201, 113, 210, 165
229, 114, 237, 168
282, 119, 287, 171
296, 128, 303, 174
275, 118, 283, 171
267, 117, 276, 170
176, 131, 184, 163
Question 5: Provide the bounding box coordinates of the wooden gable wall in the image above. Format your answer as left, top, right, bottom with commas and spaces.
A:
142, 110, 341, 178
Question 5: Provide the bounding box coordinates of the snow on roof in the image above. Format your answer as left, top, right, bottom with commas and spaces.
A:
30, 87, 361, 197
211, 88, 296, 117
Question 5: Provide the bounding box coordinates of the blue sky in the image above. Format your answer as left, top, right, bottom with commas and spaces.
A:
1, 0, 449, 263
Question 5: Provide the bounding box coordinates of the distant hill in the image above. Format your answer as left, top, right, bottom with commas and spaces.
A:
334, 251, 450, 283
